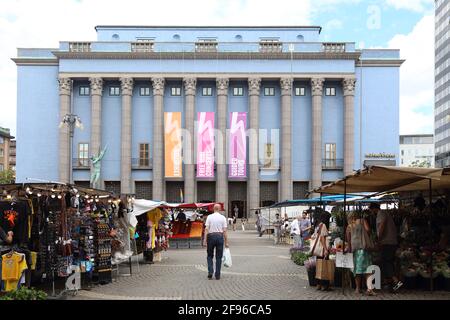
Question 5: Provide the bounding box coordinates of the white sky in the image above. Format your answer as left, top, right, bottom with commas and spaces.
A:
0, 0, 435, 137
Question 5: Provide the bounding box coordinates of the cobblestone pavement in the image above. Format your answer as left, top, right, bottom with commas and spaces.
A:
71, 230, 450, 300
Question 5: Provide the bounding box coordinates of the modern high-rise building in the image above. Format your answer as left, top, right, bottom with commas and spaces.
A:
435, 0, 450, 167
13, 25, 403, 217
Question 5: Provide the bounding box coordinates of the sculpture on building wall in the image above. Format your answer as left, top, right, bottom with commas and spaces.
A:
90, 145, 107, 189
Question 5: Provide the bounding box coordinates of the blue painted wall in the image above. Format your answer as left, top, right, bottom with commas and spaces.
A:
59, 59, 355, 75
72, 81, 92, 182
101, 81, 122, 180
16, 65, 59, 183
292, 82, 312, 181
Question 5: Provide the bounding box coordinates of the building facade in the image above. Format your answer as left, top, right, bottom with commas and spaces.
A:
0, 127, 14, 172
13, 26, 403, 217
400, 134, 434, 167
435, 0, 450, 167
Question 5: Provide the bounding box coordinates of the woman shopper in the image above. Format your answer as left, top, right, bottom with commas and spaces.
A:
348, 212, 376, 296
310, 215, 332, 291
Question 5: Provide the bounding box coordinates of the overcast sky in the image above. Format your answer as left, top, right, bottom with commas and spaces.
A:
0, 0, 435, 136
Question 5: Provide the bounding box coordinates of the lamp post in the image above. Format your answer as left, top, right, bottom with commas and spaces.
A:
59, 114, 83, 184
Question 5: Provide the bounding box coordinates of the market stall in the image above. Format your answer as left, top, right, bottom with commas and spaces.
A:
0, 183, 121, 296
308, 166, 450, 292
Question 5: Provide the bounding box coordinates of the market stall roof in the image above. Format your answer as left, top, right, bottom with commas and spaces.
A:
310, 166, 447, 195
132, 200, 225, 217
0, 182, 113, 197
270, 194, 369, 208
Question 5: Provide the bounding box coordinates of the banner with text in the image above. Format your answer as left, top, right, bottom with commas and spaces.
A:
164, 112, 182, 178
229, 112, 247, 178
197, 112, 215, 178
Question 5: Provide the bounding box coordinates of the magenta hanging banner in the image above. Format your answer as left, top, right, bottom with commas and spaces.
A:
229, 112, 247, 178
197, 112, 215, 178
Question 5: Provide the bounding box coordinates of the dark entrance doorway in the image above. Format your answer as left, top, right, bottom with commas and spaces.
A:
230, 200, 246, 219
228, 181, 247, 218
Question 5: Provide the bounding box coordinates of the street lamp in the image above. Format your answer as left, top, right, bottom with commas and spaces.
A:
59, 114, 83, 184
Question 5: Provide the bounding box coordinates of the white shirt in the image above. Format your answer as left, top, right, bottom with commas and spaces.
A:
205, 212, 227, 233
290, 218, 300, 235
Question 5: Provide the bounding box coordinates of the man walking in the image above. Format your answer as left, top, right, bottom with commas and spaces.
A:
203, 204, 229, 280
290, 215, 301, 248
299, 211, 312, 249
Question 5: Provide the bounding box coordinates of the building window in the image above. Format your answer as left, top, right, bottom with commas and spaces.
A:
171, 87, 181, 96
264, 87, 275, 96
325, 87, 336, 96
295, 87, 306, 96
109, 86, 120, 96
0, 164, 3, 172
78, 143, 89, 167
139, 143, 150, 167
202, 87, 213, 96
401, 150, 404, 156
401, 159, 404, 165
324, 143, 337, 167
233, 87, 244, 96
79, 86, 90, 96
140, 87, 151, 96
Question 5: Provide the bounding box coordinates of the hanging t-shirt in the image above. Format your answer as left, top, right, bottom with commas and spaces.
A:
1, 252, 28, 292
0, 201, 29, 245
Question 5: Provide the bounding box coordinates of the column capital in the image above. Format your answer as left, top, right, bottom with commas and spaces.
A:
248, 77, 261, 96
120, 77, 134, 96
89, 77, 103, 96
183, 77, 197, 96
58, 77, 72, 96
216, 78, 229, 96
151, 77, 165, 96
311, 78, 325, 96
343, 77, 357, 96
280, 77, 293, 96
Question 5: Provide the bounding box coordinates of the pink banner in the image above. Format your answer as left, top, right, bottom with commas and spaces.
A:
197, 112, 215, 178
229, 112, 247, 178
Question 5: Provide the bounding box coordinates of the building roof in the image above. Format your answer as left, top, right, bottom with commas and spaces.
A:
0, 127, 14, 140
400, 134, 434, 138
95, 25, 322, 33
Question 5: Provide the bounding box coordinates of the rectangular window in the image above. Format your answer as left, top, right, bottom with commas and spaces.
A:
109, 86, 120, 96
324, 143, 336, 168
401, 150, 404, 156
0, 164, 3, 172
78, 143, 89, 167
140, 87, 151, 96
79, 86, 90, 96
295, 87, 305, 96
0, 148, 3, 157
233, 87, 243, 96
264, 87, 275, 96
202, 87, 213, 96
139, 143, 150, 167
325, 87, 336, 96
171, 87, 181, 96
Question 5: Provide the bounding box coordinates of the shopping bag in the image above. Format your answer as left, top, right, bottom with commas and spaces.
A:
315, 258, 335, 282
222, 248, 232, 268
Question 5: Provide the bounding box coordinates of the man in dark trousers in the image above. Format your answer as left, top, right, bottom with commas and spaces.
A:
203, 204, 229, 280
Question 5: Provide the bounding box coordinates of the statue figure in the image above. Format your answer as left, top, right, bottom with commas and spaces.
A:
90, 145, 107, 189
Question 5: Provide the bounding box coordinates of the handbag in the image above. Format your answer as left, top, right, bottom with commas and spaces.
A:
309, 224, 325, 257
361, 221, 375, 251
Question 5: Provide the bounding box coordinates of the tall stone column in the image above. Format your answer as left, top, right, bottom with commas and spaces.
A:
248, 77, 261, 217
89, 77, 103, 187
184, 77, 197, 203
216, 78, 229, 213
152, 77, 165, 200
58, 77, 72, 183
343, 77, 356, 176
311, 78, 325, 195
280, 78, 293, 201
120, 77, 134, 195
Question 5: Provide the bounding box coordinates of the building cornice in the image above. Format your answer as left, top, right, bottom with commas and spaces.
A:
11, 58, 59, 66
52, 51, 362, 60
58, 72, 357, 80
358, 59, 405, 67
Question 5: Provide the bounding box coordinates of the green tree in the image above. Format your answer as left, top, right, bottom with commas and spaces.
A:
0, 169, 15, 184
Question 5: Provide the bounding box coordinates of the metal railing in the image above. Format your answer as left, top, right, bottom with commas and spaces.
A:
73, 158, 90, 169
131, 41, 154, 52
132, 158, 152, 169
323, 42, 346, 53
69, 42, 92, 52
322, 159, 344, 170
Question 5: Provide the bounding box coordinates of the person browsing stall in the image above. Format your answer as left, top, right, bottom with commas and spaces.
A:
0, 226, 13, 246
203, 204, 229, 280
